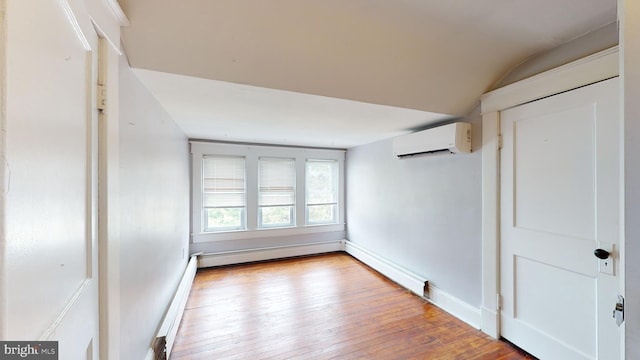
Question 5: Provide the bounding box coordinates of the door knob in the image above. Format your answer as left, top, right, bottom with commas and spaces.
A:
594, 248, 610, 260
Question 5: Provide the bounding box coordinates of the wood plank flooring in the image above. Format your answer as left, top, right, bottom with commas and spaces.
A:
171, 253, 534, 359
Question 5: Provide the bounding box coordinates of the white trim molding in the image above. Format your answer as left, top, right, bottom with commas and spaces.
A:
480, 111, 501, 338
144, 348, 154, 360
83, 0, 128, 53
344, 241, 481, 329
427, 284, 482, 329
480, 47, 620, 339
481, 46, 619, 114
621, 0, 640, 357
40, 279, 93, 340
148, 255, 199, 360
198, 240, 344, 268
344, 241, 426, 297
0, 0, 7, 340
102, 0, 130, 26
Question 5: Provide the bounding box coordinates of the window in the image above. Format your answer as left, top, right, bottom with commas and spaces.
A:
258, 157, 295, 228
191, 141, 344, 242
306, 159, 338, 224
202, 156, 246, 231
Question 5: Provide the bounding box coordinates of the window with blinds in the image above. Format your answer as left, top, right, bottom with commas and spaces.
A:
306, 159, 338, 224
191, 141, 344, 240
202, 155, 246, 231
258, 157, 295, 228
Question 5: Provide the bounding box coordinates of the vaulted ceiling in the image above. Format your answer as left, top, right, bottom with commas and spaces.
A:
118, 0, 616, 148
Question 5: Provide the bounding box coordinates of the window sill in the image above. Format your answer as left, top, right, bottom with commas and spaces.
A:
192, 223, 345, 243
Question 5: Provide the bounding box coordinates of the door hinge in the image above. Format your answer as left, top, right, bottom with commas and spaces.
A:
613, 295, 624, 326
497, 294, 502, 310
97, 84, 107, 112
497, 133, 503, 151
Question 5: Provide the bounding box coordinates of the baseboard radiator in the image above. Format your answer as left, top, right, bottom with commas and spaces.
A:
149, 254, 198, 360
343, 241, 427, 297
343, 240, 481, 329
198, 240, 345, 268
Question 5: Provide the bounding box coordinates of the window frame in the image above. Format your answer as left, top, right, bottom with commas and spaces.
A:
191, 141, 345, 243
201, 155, 247, 232
305, 159, 340, 225
257, 156, 296, 229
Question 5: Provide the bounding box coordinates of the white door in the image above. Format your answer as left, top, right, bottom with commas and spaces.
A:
4, 0, 100, 358
500, 78, 621, 360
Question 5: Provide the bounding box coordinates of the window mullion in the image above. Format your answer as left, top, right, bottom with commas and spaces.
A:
245, 153, 259, 231
191, 141, 344, 238
192, 148, 204, 235
337, 157, 345, 225
295, 155, 306, 227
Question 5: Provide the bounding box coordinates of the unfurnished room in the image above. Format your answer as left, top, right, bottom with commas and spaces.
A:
0, 1, 639, 359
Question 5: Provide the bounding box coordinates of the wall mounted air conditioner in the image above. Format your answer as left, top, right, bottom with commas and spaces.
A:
392, 122, 471, 157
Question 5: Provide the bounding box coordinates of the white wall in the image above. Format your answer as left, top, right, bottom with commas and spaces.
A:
119, 57, 190, 360
621, 0, 640, 357
346, 112, 483, 307
339, 22, 619, 316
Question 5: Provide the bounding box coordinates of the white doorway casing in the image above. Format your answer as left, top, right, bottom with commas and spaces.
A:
480, 47, 622, 356
500, 78, 620, 359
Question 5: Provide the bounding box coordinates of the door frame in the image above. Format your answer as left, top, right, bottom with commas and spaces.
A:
479, 46, 621, 338
0, 0, 7, 340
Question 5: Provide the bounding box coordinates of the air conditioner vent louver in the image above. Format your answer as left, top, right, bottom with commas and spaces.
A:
392, 122, 471, 158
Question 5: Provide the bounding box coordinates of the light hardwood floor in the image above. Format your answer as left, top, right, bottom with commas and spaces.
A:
170, 253, 534, 359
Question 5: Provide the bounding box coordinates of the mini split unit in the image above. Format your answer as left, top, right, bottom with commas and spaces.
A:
392, 122, 471, 157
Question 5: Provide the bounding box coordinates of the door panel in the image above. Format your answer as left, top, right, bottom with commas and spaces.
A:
500, 78, 621, 360
514, 256, 596, 352
5, 0, 99, 357
514, 104, 595, 240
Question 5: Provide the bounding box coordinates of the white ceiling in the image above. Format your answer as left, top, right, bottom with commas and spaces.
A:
118, 0, 616, 148
133, 69, 453, 148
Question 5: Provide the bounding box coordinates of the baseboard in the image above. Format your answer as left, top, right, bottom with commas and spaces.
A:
344, 240, 481, 330
144, 348, 154, 360
343, 241, 426, 297
163, 239, 481, 358
481, 306, 500, 338
426, 285, 482, 329
147, 254, 198, 360
166, 256, 198, 357
198, 240, 345, 268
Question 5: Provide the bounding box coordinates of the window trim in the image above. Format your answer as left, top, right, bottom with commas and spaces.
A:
191, 141, 345, 243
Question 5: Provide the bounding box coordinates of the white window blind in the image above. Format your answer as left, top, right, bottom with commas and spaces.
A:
202, 156, 246, 231
306, 159, 338, 224
191, 141, 344, 241
258, 157, 295, 227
